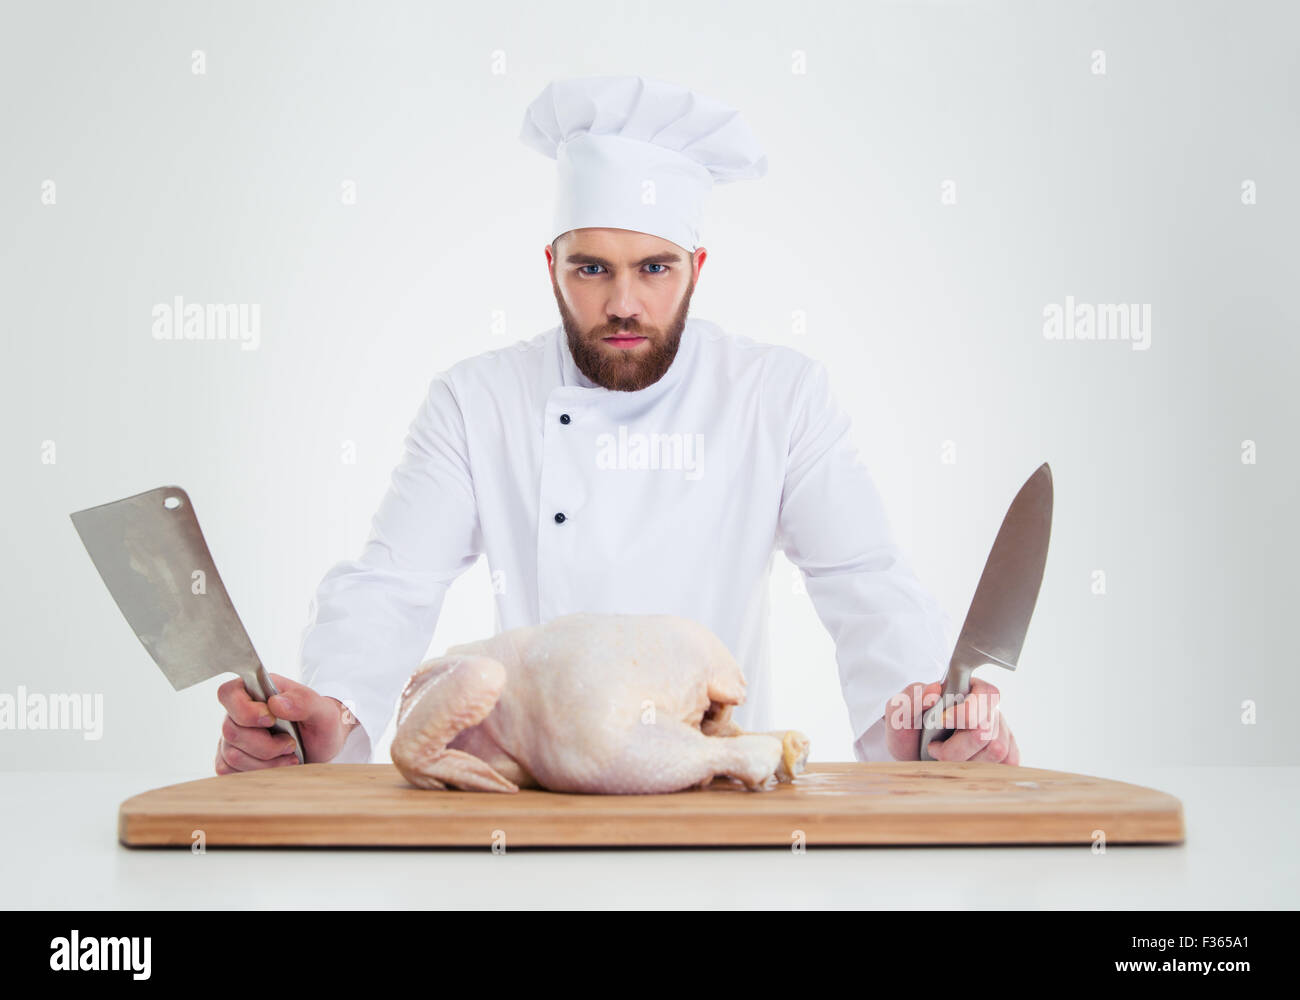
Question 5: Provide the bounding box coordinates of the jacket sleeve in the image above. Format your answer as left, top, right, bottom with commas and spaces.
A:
775, 359, 952, 761
297, 373, 484, 763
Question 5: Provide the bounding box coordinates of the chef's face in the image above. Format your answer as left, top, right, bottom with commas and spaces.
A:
546, 228, 705, 392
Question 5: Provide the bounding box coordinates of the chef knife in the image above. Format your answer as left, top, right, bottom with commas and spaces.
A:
919, 462, 1052, 762
69, 485, 305, 764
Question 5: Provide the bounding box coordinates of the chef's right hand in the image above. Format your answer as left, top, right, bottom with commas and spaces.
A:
215, 674, 357, 773
884, 678, 1005, 762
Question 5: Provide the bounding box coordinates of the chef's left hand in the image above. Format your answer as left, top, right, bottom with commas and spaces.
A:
885, 676, 1019, 764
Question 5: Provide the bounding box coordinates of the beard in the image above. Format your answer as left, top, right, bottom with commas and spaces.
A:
553, 275, 695, 392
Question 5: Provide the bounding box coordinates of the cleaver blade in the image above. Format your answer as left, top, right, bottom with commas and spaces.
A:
919, 462, 1053, 761
70, 485, 305, 764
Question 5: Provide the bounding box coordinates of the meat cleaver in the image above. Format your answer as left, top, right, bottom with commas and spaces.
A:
919, 463, 1053, 762
70, 485, 305, 764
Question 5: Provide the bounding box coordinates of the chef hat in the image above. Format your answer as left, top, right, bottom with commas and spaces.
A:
519, 74, 768, 254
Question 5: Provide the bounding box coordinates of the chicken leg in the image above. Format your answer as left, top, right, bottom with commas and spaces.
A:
391, 655, 521, 792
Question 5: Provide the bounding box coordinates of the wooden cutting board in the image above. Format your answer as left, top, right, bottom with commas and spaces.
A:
118, 762, 1184, 847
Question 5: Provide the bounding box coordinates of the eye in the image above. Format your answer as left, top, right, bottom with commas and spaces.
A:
645, 263, 668, 274
578, 264, 604, 275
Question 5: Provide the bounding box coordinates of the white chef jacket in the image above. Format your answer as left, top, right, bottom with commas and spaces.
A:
299, 316, 952, 765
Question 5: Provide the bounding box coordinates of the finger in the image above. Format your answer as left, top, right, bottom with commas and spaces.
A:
935, 682, 1000, 731
265, 674, 336, 728
887, 682, 927, 733
217, 677, 275, 728
947, 713, 1014, 762
1004, 725, 1020, 766
968, 711, 1001, 748
221, 715, 298, 760
966, 727, 1012, 764
947, 693, 998, 732
930, 727, 994, 762
938, 696, 978, 731
215, 739, 235, 775
965, 678, 1001, 726
218, 738, 300, 772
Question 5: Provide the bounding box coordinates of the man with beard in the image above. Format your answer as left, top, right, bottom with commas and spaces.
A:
215, 75, 1017, 777
549, 226, 696, 393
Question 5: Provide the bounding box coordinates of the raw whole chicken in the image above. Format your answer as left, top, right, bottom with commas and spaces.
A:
390, 612, 810, 794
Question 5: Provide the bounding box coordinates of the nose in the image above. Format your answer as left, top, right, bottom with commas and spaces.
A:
605, 272, 643, 322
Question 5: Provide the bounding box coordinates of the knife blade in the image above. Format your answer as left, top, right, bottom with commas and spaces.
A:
919, 462, 1053, 761
69, 485, 305, 764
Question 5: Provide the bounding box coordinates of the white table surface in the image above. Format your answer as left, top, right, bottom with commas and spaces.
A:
4, 764, 1296, 909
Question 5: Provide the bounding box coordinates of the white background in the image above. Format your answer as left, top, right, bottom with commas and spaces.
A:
2, 0, 1295, 773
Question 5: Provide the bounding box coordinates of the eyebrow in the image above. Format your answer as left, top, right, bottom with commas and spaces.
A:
564, 251, 684, 268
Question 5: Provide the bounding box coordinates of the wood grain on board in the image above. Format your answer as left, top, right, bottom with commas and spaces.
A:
118, 762, 1185, 847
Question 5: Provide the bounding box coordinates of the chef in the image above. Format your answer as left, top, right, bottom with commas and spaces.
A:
215, 75, 1018, 774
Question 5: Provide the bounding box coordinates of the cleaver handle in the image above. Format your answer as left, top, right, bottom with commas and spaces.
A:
241, 664, 307, 765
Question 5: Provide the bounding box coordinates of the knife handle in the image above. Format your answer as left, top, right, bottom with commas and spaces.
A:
919, 663, 974, 761
243, 665, 307, 765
